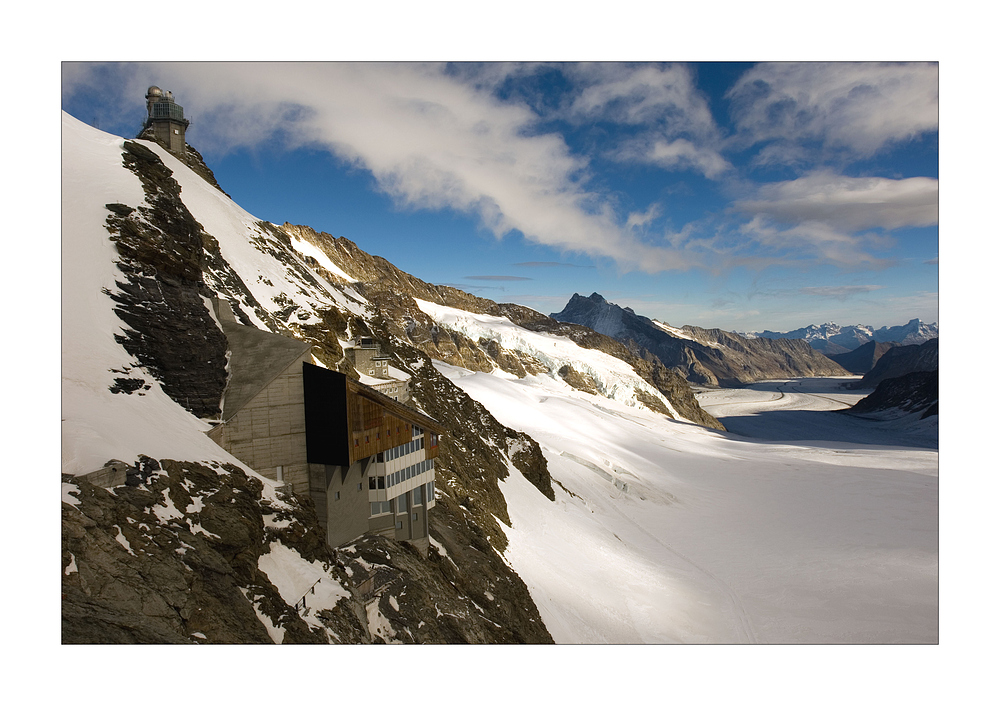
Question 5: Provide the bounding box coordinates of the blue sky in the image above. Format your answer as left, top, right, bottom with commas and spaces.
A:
62, 61, 938, 331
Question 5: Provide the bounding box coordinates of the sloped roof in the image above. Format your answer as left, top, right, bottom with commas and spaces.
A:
346, 376, 445, 434
215, 301, 312, 421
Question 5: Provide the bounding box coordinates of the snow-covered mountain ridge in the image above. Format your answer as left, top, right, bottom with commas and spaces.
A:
742, 319, 938, 354
552, 292, 848, 386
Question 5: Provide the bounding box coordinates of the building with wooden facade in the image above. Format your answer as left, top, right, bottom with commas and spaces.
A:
207, 300, 443, 554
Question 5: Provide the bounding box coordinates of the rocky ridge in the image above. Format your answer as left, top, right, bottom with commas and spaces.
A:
845, 371, 938, 420
552, 293, 848, 387
63, 457, 549, 643
853, 338, 939, 389
827, 341, 900, 374
279, 224, 723, 430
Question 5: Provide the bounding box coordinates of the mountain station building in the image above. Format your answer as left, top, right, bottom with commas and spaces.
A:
207, 300, 443, 554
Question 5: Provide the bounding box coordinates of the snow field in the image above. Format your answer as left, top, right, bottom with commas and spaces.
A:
415, 298, 683, 419
438, 362, 938, 643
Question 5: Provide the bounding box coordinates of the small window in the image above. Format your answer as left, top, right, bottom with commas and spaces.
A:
397, 496, 406, 514
357, 483, 363, 491
413, 486, 423, 504
369, 477, 376, 490
334, 491, 340, 500
412, 513, 418, 522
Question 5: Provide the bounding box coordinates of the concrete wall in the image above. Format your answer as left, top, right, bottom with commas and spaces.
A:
325, 460, 371, 546
151, 120, 186, 155
208, 357, 309, 488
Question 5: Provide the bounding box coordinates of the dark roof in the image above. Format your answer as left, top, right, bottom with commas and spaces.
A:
217, 310, 312, 421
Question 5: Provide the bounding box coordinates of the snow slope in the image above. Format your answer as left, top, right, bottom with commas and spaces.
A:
61, 113, 383, 644
61, 114, 241, 475
415, 298, 683, 420
438, 363, 938, 643
61, 112, 377, 477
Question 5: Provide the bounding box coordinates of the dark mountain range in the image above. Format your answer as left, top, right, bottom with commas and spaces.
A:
845, 371, 938, 420
853, 338, 939, 389
551, 293, 848, 387
827, 341, 900, 374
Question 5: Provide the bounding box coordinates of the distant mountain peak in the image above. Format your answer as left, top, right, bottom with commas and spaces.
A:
552, 293, 848, 386
747, 318, 937, 352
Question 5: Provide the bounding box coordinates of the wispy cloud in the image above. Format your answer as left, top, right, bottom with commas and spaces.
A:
62, 61, 715, 274
735, 170, 938, 231
727, 62, 938, 164
464, 275, 533, 281
513, 261, 595, 268
800, 285, 885, 300
565, 63, 731, 179
61, 62, 936, 277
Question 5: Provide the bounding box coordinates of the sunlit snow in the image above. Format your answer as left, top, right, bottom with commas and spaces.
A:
415, 298, 683, 420
437, 361, 937, 644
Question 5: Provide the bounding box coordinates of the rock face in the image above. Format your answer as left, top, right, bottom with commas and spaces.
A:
552, 293, 848, 387
853, 338, 939, 389
104, 141, 228, 418
827, 341, 899, 374
846, 371, 938, 420
63, 457, 552, 643
278, 224, 723, 431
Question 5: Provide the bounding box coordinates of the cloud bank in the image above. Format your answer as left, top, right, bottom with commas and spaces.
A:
62, 61, 938, 277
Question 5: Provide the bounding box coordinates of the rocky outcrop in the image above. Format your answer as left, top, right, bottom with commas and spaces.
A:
63, 457, 552, 644
278, 225, 722, 430
552, 293, 848, 387
845, 370, 938, 420
852, 338, 939, 389
104, 141, 228, 418
136, 128, 230, 197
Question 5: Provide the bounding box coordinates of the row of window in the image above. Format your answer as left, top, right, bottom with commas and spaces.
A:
379, 436, 424, 462
369, 458, 434, 490
369, 481, 434, 518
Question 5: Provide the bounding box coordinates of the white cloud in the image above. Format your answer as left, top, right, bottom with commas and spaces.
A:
565, 63, 731, 179
800, 285, 885, 300
66, 61, 713, 275
727, 62, 938, 161
735, 171, 939, 231
738, 216, 895, 269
